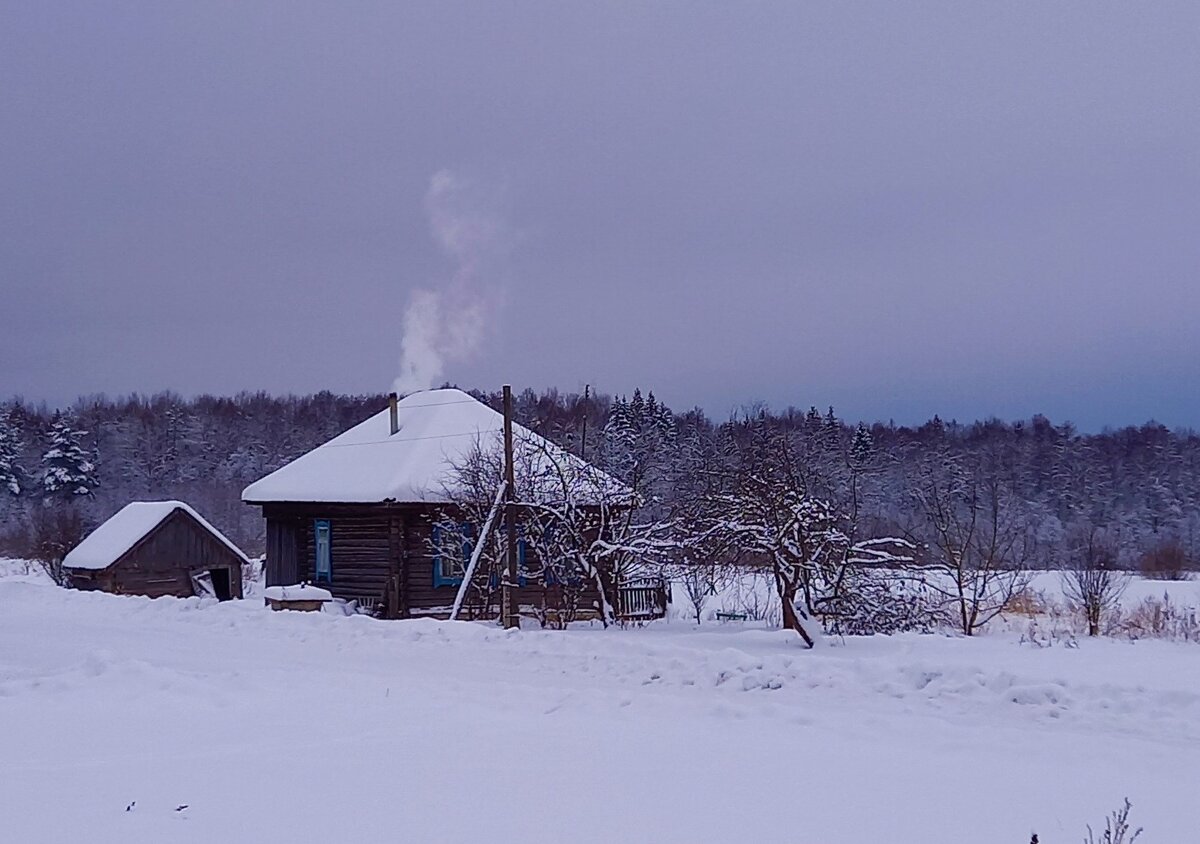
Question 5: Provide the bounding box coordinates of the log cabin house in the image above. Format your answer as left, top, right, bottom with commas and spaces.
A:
63, 500, 247, 600
242, 389, 663, 622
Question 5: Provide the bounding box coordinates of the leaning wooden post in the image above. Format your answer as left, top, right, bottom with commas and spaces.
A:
502, 384, 520, 629
449, 481, 506, 621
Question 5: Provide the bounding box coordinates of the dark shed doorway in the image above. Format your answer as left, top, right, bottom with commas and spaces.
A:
209, 568, 233, 601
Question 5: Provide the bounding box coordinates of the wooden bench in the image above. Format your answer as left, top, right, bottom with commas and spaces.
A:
715, 611, 748, 622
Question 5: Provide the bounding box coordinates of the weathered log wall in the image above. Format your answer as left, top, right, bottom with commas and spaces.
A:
259, 502, 604, 620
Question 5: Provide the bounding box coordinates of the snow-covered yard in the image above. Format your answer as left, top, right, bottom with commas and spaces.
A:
2, 569, 1199, 842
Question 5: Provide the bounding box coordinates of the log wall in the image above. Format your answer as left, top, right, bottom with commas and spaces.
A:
258, 502, 604, 621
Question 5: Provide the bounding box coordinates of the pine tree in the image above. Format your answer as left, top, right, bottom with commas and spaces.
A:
824, 406, 838, 431
0, 412, 22, 496
41, 414, 97, 500
629, 388, 646, 431
603, 396, 636, 448
850, 422, 874, 466
655, 400, 677, 444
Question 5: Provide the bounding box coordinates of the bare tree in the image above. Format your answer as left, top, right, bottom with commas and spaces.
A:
1061, 527, 1128, 636
697, 414, 917, 644
675, 556, 731, 624
907, 449, 1032, 635
1084, 799, 1142, 844
439, 431, 679, 626
29, 503, 85, 585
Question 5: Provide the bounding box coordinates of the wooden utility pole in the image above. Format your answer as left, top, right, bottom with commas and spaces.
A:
580, 384, 590, 460
501, 384, 519, 629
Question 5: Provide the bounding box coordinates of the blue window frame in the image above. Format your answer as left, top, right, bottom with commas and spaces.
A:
517, 534, 529, 586
538, 527, 580, 587
313, 519, 332, 583
486, 535, 529, 588
434, 523, 532, 588
495, 522, 531, 585
433, 522, 475, 587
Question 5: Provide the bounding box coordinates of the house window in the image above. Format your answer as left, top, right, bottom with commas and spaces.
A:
537, 527, 579, 587
431, 523, 533, 587
484, 533, 531, 589
433, 522, 475, 587
314, 519, 332, 583
490, 523, 531, 585
516, 531, 530, 586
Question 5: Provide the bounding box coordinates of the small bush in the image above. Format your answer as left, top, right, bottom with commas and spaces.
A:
29, 505, 86, 585
0, 521, 32, 558
1084, 798, 1142, 844
1005, 589, 1050, 618
1114, 595, 1200, 643
1019, 616, 1078, 649
1138, 540, 1193, 581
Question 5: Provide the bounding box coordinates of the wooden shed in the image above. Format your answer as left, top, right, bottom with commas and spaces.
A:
242, 388, 656, 622
63, 501, 247, 600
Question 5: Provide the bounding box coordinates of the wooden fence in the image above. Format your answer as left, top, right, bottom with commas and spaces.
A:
616, 577, 669, 621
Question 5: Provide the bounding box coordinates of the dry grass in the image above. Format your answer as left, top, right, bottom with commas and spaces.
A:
1004, 588, 1051, 618
1114, 595, 1200, 643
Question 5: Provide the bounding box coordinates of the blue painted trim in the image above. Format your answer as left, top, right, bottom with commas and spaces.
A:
433, 522, 476, 587
517, 537, 528, 587
313, 519, 332, 583
432, 524, 457, 587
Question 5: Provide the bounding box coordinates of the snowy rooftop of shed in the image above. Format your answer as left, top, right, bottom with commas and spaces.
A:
241, 388, 629, 505
63, 500, 250, 571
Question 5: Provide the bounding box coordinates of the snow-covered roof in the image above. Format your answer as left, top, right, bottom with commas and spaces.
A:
242, 388, 631, 505
63, 501, 250, 571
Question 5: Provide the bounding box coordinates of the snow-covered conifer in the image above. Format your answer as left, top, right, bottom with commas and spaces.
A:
805, 406, 823, 430
41, 414, 97, 499
655, 401, 677, 443
850, 422, 874, 466
644, 391, 659, 425
629, 388, 646, 430
0, 412, 23, 496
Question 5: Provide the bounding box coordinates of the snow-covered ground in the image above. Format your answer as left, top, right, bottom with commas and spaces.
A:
668, 566, 1200, 627
2, 568, 1199, 842
1025, 569, 1200, 607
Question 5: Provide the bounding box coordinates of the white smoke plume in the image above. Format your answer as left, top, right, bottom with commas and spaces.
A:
393, 170, 504, 396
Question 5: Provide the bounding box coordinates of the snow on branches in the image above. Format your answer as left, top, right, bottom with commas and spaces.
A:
437, 428, 681, 626
0, 411, 23, 497
904, 447, 1033, 635
688, 411, 940, 643
40, 414, 96, 500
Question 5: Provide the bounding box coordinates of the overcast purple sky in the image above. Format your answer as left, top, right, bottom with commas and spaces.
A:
3, 3, 1198, 429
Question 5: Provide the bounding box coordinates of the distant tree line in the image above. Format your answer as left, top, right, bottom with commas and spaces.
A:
1, 387, 1198, 598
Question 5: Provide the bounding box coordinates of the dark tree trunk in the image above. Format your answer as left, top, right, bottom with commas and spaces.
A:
773, 565, 815, 648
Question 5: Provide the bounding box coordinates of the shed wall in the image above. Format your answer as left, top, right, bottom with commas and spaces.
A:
67, 509, 245, 599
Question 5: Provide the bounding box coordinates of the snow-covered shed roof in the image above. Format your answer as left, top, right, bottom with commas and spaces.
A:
63, 501, 250, 571
242, 388, 631, 505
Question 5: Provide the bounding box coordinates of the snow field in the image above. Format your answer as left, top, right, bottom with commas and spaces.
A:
2, 574, 1199, 842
